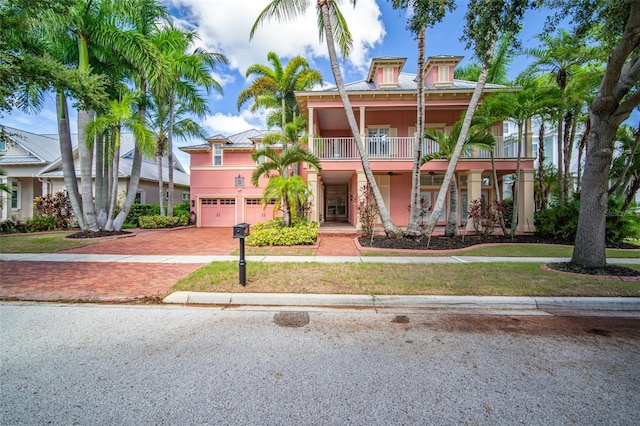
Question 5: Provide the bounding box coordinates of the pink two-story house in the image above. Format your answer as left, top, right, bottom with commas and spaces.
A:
183, 56, 536, 233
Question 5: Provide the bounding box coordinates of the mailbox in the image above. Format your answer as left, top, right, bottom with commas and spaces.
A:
233, 223, 250, 239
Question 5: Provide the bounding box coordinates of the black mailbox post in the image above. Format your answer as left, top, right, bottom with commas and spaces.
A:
233, 223, 250, 285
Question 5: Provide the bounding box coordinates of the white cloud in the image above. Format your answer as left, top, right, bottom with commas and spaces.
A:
202, 108, 269, 136
163, 0, 385, 74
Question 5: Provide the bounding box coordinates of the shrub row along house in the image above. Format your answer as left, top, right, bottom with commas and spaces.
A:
0, 126, 190, 222
183, 56, 536, 232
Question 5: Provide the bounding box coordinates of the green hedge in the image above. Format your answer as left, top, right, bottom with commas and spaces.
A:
534, 197, 640, 243
138, 215, 187, 229
245, 218, 318, 246
124, 204, 161, 227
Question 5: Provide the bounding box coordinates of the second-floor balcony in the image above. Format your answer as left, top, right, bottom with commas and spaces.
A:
312, 136, 520, 160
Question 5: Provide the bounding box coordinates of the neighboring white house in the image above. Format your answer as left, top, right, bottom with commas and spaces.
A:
504, 118, 639, 207
0, 125, 190, 222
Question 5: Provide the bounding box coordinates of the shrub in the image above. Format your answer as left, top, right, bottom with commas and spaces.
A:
0, 220, 27, 234
534, 196, 640, 243
124, 204, 160, 227
138, 215, 186, 229
172, 200, 191, 224
33, 192, 74, 228
25, 215, 59, 232
356, 184, 378, 240
246, 218, 318, 246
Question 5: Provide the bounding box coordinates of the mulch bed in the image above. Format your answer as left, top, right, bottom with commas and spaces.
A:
66, 230, 132, 239
358, 234, 640, 277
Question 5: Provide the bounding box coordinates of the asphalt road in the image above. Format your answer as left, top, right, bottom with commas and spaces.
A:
1, 303, 639, 425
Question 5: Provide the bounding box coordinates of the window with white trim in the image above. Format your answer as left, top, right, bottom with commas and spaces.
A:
438, 66, 451, 83
256, 143, 266, 165
382, 67, 394, 85
0, 139, 6, 151
182, 192, 190, 201
213, 144, 222, 166
11, 181, 20, 210
367, 127, 390, 156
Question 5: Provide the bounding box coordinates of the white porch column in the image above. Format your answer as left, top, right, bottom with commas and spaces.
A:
466, 169, 483, 231
359, 106, 366, 154
355, 170, 367, 230
307, 107, 315, 155
307, 170, 320, 223
0, 177, 11, 221
525, 117, 533, 158
517, 169, 536, 233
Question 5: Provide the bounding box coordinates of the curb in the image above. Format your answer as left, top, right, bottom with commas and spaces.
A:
163, 292, 640, 312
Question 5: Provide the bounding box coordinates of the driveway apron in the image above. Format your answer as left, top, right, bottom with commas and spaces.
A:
0, 227, 361, 302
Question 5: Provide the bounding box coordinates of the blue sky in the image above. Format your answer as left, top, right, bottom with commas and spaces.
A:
1, 1, 564, 165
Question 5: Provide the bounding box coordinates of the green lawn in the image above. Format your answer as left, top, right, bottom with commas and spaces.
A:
0, 232, 100, 253
171, 261, 640, 297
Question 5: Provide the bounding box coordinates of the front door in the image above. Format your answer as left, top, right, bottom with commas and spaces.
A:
326, 185, 348, 222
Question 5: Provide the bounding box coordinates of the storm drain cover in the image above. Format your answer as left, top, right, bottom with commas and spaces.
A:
273, 311, 310, 328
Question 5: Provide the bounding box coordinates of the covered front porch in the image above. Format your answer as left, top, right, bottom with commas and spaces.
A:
305, 165, 535, 234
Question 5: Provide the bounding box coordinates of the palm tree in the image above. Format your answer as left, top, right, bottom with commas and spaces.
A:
250, 0, 401, 237
262, 175, 313, 221
609, 124, 640, 214
150, 25, 227, 217
147, 101, 205, 216
524, 28, 594, 205
482, 80, 555, 237
422, 119, 496, 237
42, 0, 165, 232
85, 90, 155, 231
237, 52, 322, 132
251, 144, 321, 227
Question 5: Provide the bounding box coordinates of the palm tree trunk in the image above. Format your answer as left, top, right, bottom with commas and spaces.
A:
424, 40, 496, 239
56, 92, 86, 231
563, 111, 574, 199
491, 150, 508, 236
537, 119, 546, 210
113, 143, 143, 231
444, 176, 458, 237
105, 131, 121, 231
406, 26, 426, 238
95, 132, 107, 228
319, 3, 400, 237
78, 109, 99, 231
556, 100, 565, 205
157, 149, 165, 216
511, 121, 524, 239
167, 93, 176, 217
576, 118, 590, 193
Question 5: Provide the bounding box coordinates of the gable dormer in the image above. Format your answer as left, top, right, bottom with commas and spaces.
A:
424, 55, 463, 88
366, 57, 406, 89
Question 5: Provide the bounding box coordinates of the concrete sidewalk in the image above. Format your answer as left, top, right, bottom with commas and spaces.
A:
3, 252, 640, 265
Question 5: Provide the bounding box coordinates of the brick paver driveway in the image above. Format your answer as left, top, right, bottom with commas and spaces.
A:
0, 227, 359, 302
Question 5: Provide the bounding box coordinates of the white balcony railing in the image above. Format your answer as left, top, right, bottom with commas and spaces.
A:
313, 136, 516, 160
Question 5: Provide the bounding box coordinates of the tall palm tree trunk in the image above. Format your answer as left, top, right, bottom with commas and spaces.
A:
157, 146, 165, 216
537, 119, 547, 210
424, 40, 496, 239
491, 150, 508, 236
511, 121, 524, 239
167, 94, 176, 217
319, 2, 400, 237
444, 176, 458, 237
105, 130, 121, 231
406, 26, 426, 238
56, 92, 86, 231
78, 109, 99, 231
95, 133, 107, 227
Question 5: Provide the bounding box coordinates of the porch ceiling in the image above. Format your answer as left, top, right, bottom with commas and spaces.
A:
320, 170, 353, 185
